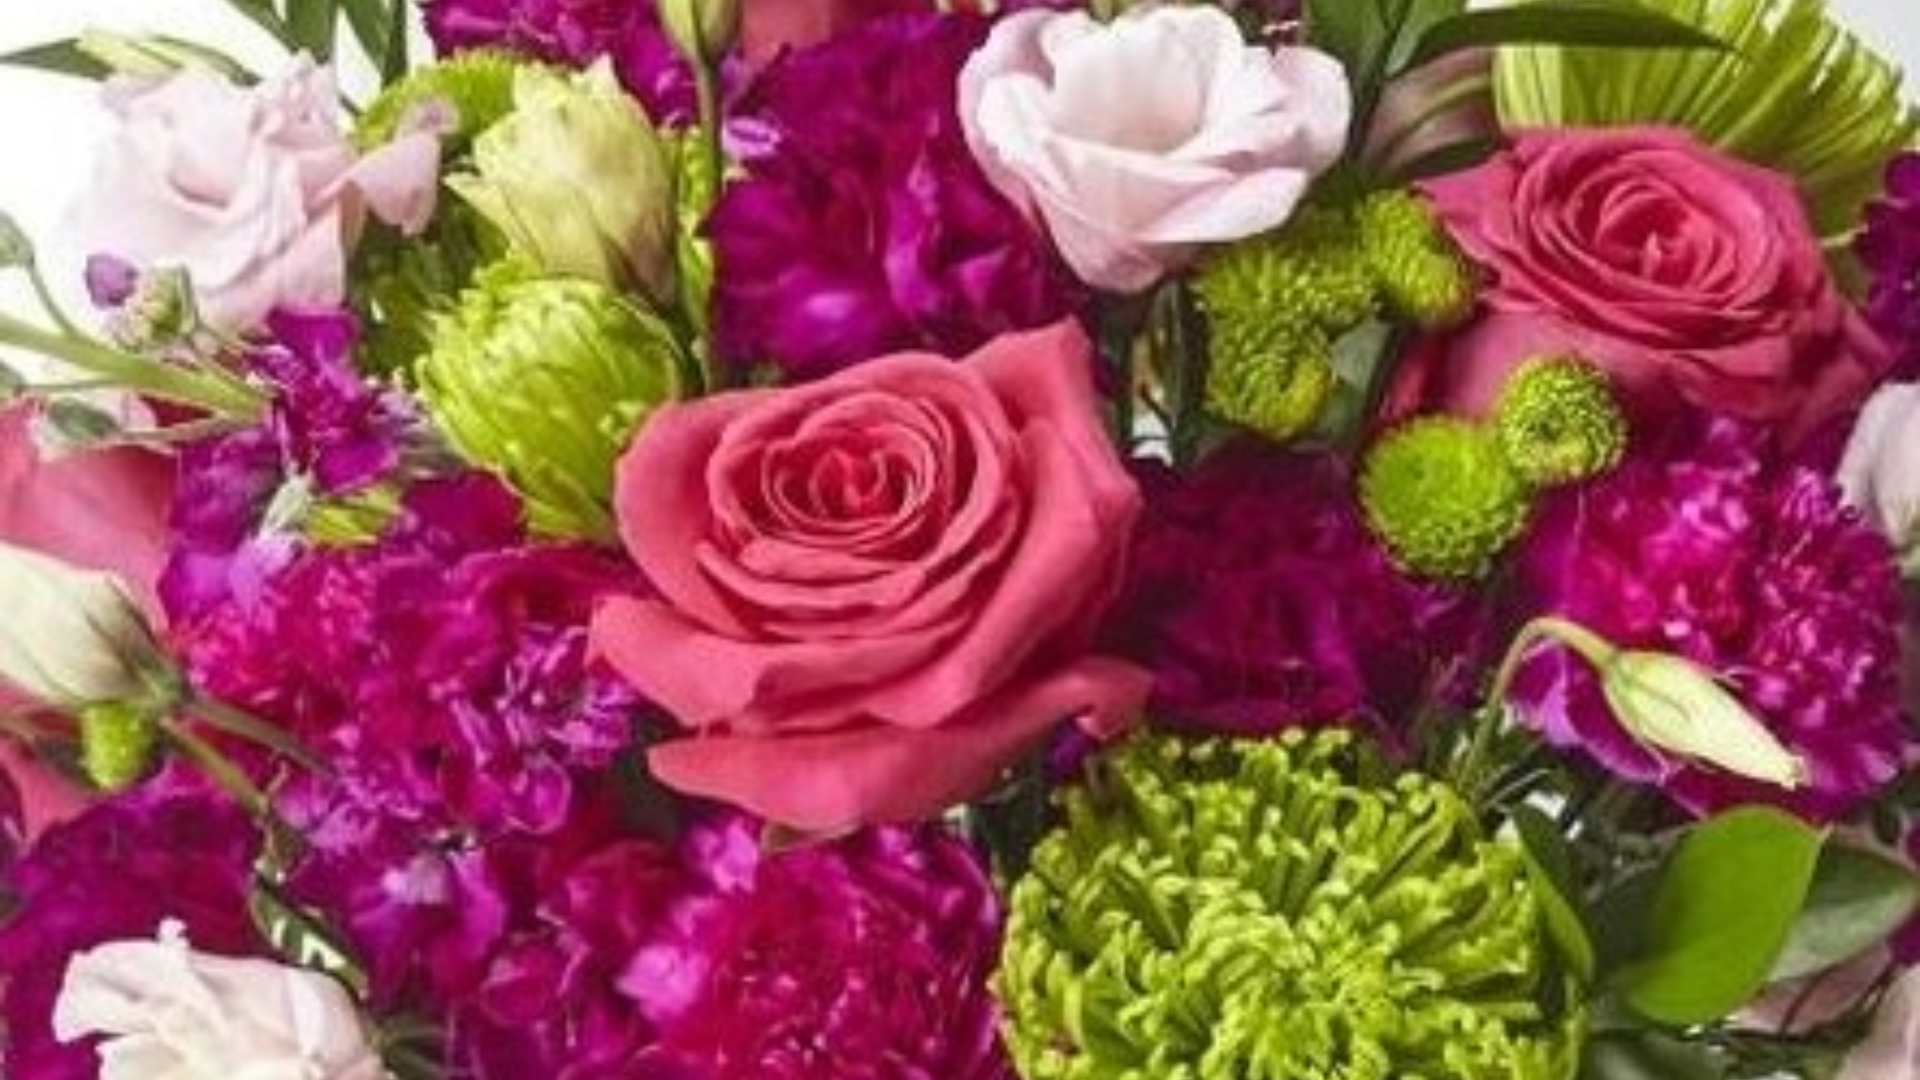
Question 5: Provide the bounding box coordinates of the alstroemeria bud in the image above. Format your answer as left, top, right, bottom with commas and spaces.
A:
0, 541, 173, 713
660, 0, 741, 65
449, 62, 679, 307
1599, 650, 1809, 790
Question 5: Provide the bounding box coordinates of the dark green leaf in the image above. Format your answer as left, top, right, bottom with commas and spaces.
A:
0, 39, 112, 81
340, 0, 395, 74
1305, 0, 1466, 146
1512, 805, 1598, 983
284, 0, 340, 60
1771, 844, 1920, 983
1615, 807, 1823, 1026
35, 399, 124, 452
1405, 0, 1728, 72
1579, 1031, 1725, 1080
1387, 136, 1502, 182
0, 212, 33, 269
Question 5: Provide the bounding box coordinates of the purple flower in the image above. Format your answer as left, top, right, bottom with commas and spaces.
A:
1513, 418, 1910, 819
160, 309, 419, 620
621, 815, 1014, 1080
708, 13, 1080, 379
0, 770, 262, 1080
1858, 152, 1920, 380
423, 0, 693, 123
1105, 442, 1482, 738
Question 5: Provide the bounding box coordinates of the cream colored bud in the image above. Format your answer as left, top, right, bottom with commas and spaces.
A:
449, 63, 678, 306
0, 541, 172, 712
1600, 650, 1808, 790
659, 0, 741, 65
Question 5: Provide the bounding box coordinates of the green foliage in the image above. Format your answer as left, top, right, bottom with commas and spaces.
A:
1770, 844, 1920, 982
1494, 0, 1920, 237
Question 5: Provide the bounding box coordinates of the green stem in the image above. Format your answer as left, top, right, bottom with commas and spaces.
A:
189, 694, 328, 774
165, 718, 269, 818
690, 65, 727, 395
1457, 616, 1619, 797
23, 261, 83, 340
0, 312, 263, 417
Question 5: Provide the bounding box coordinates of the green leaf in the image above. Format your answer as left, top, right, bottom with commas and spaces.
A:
1615, 806, 1823, 1026
1406, 0, 1728, 71
0, 212, 34, 269
284, 0, 340, 60
1770, 844, 1920, 983
0, 39, 112, 81
1579, 1031, 1724, 1080
1305, 0, 1466, 146
340, 0, 397, 76
1512, 804, 1598, 984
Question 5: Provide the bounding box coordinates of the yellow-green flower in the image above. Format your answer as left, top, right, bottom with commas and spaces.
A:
1493, 357, 1629, 488
999, 730, 1583, 1080
1360, 417, 1532, 580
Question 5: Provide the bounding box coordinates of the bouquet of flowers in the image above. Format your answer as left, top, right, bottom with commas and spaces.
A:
2, 0, 1919, 1076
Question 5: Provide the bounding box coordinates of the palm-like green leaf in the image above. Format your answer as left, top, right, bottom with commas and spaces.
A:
1494, 0, 1919, 237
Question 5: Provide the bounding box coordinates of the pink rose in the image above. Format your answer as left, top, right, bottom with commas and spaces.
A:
0, 405, 172, 840
958, 5, 1350, 294
591, 322, 1148, 831
738, 0, 927, 64
74, 57, 442, 335
1407, 127, 1892, 441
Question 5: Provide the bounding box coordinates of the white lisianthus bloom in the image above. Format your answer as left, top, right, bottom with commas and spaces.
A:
0, 540, 171, 712
54, 921, 383, 1080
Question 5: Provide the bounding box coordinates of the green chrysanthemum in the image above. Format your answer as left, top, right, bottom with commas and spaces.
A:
1360, 417, 1531, 580
999, 731, 1582, 1080
1354, 189, 1475, 330
417, 264, 686, 542
1493, 358, 1629, 488
1493, 0, 1919, 238
78, 702, 157, 791
354, 50, 521, 153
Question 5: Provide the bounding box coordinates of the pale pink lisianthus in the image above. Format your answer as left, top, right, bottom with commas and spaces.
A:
73, 56, 442, 335
0, 406, 173, 838
958, 5, 1351, 294
1841, 383, 1920, 557
1403, 127, 1891, 443
591, 322, 1148, 833
54, 922, 382, 1080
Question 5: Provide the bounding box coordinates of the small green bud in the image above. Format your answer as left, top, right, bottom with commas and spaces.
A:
1493, 357, 1628, 488
659, 0, 741, 66
107, 266, 200, 350
449, 63, 679, 307
78, 702, 159, 791
418, 264, 687, 542
1360, 417, 1532, 580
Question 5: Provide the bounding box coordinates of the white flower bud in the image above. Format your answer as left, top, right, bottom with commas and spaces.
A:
0, 541, 171, 712
1600, 650, 1808, 790
659, 0, 741, 66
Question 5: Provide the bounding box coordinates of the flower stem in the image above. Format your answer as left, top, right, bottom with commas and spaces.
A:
164, 718, 269, 817
188, 693, 328, 775
0, 312, 264, 417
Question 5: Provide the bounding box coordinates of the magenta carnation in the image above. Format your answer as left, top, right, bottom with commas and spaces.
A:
1513, 418, 1910, 819
707, 13, 1080, 379
423, 0, 693, 122
0, 771, 263, 1080
1105, 442, 1482, 738
1858, 152, 1920, 379
623, 815, 1014, 1080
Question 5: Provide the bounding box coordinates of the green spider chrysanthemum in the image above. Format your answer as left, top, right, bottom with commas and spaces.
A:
998, 730, 1583, 1080
417, 263, 686, 542
1360, 417, 1531, 580
354, 50, 521, 153
1493, 0, 1919, 238
1354, 189, 1476, 330
1493, 357, 1630, 488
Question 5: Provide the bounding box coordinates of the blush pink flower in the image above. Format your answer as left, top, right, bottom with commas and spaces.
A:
958, 5, 1350, 293
1409, 127, 1892, 443
74, 57, 442, 334
1840, 382, 1920, 558
591, 322, 1148, 832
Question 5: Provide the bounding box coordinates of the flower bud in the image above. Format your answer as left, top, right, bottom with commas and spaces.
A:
78, 702, 158, 791
660, 0, 741, 66
1599, 649, 1808, 790
449, 62, 679, 307
0, 541, 174, 713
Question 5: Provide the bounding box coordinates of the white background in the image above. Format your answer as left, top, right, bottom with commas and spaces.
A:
0, 0, 1912, 340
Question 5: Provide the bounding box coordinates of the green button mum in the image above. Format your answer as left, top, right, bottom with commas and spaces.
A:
998, 731, 1583, 1080
417, 264, 686, 543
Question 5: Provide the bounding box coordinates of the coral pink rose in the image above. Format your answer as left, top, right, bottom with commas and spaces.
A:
591, 322, 1148, 831
738, 0, 928, 64
1405, 127, 1891, 442
0, 406, 173, 839
958, 5, 1350, 294
74, 57, 442, 335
